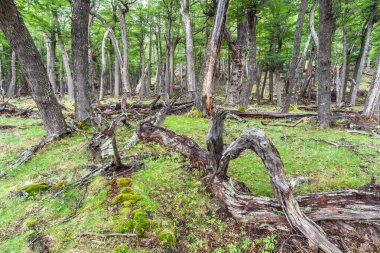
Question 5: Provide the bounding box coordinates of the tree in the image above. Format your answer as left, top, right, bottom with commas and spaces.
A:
363, 55, 380, 120
201, 0, 230, 116
71, 0, 92, 122
0, 0, 68, 137
281, 0, 308, 113
316, 0, 334, 127
180, 0, 197, 101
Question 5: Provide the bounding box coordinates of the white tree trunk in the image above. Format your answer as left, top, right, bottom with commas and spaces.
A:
99, 29, 110, 101
6, 51, 16, 98
363, 55, 380, 120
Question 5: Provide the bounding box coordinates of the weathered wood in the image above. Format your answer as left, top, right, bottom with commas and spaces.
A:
135, 108, 380, 252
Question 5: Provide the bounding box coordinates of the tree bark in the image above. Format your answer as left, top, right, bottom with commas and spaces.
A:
99, 30, 110, 101
44, 31, 57, 93
0, 0, 67, 137
242, 7, 257, 106
201, 0, 230, 116
363, 55, 380, 120
0, 49, 3, 102
224, 22, 247, 106
54, 13, 74, 101
6, 51, 16, 98
349, 14, 374, 106
316, 0, 333, 127
336, 24, 347, 108
118, 6, 131, 111
180, 0, 197, 101
282, 0, 308, 113
310, 0, 319, 52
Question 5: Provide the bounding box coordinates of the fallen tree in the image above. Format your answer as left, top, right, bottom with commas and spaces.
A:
134, 109, 380, 252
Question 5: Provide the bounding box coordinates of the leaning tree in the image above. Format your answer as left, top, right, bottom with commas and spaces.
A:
0, 0, 68, 138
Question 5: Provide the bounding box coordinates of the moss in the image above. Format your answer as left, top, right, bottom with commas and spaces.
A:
120, 187, 133, 194
131, 211, 148, 237
115, 211, 149, 237
106, 185, 113, 195
76, 121, 92, 131
116, 177, 133, 188
115, 220, 133, 233
113, 244, 132, 253
111, 193, 142, 205
289, 104, 299, 112
119, 207, 131, 216
158, 229, 176, 246
18, 183, 51, 195
186, 106, 203, 118
24, 217, 39, 228
51, 180, 68, 190
238, 105, 246, 112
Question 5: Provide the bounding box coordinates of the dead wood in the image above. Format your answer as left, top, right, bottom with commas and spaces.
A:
346, 130, 380, 138
0, 102, 38, 118
0, 138, 49, 178
261, 116, 314, 127
134, 108, 380, 252
80, 232, 137, 238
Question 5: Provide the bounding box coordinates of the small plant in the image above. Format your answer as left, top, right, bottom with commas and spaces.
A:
289, 104, 299, 112
24, 217, 39, 228
255, 233, 277, 253
238, 105, 246, 112
158, 229, 176, 246
113, 244, 132, 253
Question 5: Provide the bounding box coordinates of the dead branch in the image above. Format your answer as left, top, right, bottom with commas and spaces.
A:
346, 130, 380, 138
134, 108, 380, 252
80, 232, 137, 238
261, 116, 314, 127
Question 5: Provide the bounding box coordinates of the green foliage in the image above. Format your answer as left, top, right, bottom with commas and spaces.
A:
115, 210, 149, 237
18, 183, 50, 195
289, 104, 299, 112
158, 229, 176, 247
186, 106, 203, 118
255, 234, 277, 253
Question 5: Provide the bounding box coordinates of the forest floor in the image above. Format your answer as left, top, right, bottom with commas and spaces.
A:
0, 97, 379, 253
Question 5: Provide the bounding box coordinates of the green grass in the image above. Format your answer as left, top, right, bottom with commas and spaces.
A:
0, 99, 379, 252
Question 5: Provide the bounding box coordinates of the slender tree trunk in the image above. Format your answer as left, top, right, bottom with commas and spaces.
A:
317, 0, 333, 127
363, 55, 380, 120
114, 56, 120, 97
269, 70, 274, 103
118, 6, 130, 111
99, 30, 109, 101
180, 0, 197, 101
201, 0, 230, 116
72, 0, 92, 122
54, 12, 74, 101
0, 50, 3, 102
7, 51, 16, 98
147, 27, 152, 96
298, 47, 315, 103
0, 0, 67, 137
155, 25, 163, 96
337, 24, 347, 108
260, 71, 267, 99
108, 52, 113, 95
59, 62, 63, 98
282, 0, 308, 113
310, 0, 319, 52
242, 7, 257, 106
139, 31, 146, 98
275, 70, 282, 107
44, 31, 57, 93
350, 15, 374, 106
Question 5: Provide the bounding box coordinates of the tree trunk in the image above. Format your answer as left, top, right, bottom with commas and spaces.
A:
54, 12, 74, 101
363, 55, 380, 120
0, 49, 4, 102
282, 0, 308, 113
350, 15, 374, 106
317, 0, 333, 127
275, 70, 282, 107
180, 0, 197, 101
147, 27, 152, 96
59, 62, 63, 98
269, 70, 274, 103
99, 30, 109, 101
260, 71, 267, 99
0, 0, 67, 137
72, 0, 92, 122
242, 7, 257, 106
44, 31, 57, 93
337, 24, 347, 108
201, 0, 230, 116
6, 51, 16, 98
118, 6, 131, 111
310, 0, 319, 52
114, 56, 120, 97
224, 22, 247, 106
139, 34, 146, 98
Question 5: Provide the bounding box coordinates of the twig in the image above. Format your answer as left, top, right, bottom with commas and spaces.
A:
80, 232, 137, 238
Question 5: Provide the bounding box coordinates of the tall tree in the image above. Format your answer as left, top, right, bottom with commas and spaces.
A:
316, 0, 334, 127
0, 0, 68, 137
363, 55, 380, 120
201, 0, 230, 116
71, 0, 92, 122
281, 0, 308, 113
180, 0, 197, 101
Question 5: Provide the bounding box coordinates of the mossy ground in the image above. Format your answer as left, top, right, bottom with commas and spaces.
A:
1, 97, 379, 252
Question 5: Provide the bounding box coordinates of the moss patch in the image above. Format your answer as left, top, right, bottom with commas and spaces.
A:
116, 177, 133, 188
158, 229, 176, 247
18, 183, 51, 195
111, 193, 142, 205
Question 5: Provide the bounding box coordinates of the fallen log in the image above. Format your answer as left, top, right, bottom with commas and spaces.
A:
135, 109, 380, 252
